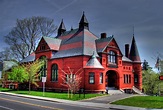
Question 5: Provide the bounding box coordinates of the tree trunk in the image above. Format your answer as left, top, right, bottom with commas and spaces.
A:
29, 81, 31, 94
68, 89, 69, 98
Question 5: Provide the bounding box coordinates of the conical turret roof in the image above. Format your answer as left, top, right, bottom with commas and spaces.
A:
79, 12, 89, 30
57, 19, 66, 36
129, 36, 141, 62
84, 52, 104, 69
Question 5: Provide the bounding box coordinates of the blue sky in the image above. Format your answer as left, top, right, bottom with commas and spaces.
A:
0, 0, 163, 68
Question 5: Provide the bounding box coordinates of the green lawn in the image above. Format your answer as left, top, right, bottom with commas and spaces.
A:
0, 87, 104, 101
112, 96, 163, 109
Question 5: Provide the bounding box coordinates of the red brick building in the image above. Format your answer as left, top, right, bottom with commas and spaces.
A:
21, 13, 142, 93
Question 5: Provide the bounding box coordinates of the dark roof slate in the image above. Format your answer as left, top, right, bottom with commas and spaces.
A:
122, 56, 132, 62
129, 36, 141, 62
43, 37, 61, 51
84, 52, 104, 69
20, 52, 35, 63
52, 29, 99, 59
79, 12, 89, 24
58, 19, 66, 30
3, 61, 18, 71
96, 37, 113, 52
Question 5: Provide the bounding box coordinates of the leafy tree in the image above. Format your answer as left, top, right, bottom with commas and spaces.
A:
61, 67, 82, 98
25, 59, 45, 94
142, 60, 149, 70
4, 16, 57, 61
7, 65, 28, 90
142, 68, 159, 95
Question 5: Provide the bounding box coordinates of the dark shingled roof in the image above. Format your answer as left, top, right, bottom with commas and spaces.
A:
122, 56, 132, 62
96, 37, 113, 53
57, 19, 66, 36
79, 12, 89, 24
43, 37, 61, 51
58, 19, 66, 31
129, 36, 141, 62
52, 29, 99, 59
20, 52, 35, 63
3, 61, 18, 71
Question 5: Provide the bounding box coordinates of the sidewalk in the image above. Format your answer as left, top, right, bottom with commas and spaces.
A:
0, 92, 156, 110
80, 93, 135, 104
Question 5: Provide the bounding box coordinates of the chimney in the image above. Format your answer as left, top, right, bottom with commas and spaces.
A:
125, 44, 129, 58
101, 33, 107, 38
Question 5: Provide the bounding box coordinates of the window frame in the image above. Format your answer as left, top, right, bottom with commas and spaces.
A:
134, 74, 139, 84
108, 50, 117, 64
89, 72, 95, 84
51, 64, 58, 82
99, 73, 103, 84
39, 56, 47, 80
124, 74, 131, 84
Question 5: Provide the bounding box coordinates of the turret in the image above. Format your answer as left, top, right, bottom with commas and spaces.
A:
57, 19, 66, 36
129, 36, 141, 62
129, 35, 142, 91
79, 12, 89, 30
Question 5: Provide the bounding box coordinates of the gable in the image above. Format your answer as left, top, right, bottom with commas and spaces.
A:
108, 38, 119, 48
104, 38, 123, 56
36, 37, 50, 52
35, 37, 61, 53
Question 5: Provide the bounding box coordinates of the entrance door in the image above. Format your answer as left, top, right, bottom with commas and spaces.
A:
106, 70, 118, 88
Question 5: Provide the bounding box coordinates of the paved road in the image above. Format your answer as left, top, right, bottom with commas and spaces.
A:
0, 94, 112, 110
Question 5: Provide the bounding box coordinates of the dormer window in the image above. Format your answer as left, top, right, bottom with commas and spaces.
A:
108, 51, 117, 64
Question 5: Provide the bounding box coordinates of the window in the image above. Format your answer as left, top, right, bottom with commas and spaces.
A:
65, 74, 76, 83
51, 64, 58, 82
100, 73, 103, 84
65, 74, 68, 83
40, 45, 46, 50
129, 75, 131, 83
89, 72, 95, 84
108, 51, 116, 64
39, 56, 47, 79
124, 74, 131, 84
134, 74, 138, 83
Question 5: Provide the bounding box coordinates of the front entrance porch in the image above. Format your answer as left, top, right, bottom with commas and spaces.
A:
106, 70, 119, 89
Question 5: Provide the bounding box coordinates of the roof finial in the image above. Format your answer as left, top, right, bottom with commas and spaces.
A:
133, 26, 134, 37
71, 26, 73, 31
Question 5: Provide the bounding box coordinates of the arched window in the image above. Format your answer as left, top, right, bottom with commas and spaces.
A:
108, 51, 117, 64
51, 64, 58, 82
39, 56, 47, 79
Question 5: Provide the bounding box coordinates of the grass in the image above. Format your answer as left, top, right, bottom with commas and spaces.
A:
0, 87, 11, 91
0, 87, 104, 101
112, 96, 163, 109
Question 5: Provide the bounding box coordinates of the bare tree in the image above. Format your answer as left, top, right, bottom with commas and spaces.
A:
4, 16, 57, 61
61, 67, 82, 98
0, 48, 13, 61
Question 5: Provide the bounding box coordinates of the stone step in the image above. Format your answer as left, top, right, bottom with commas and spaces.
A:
132, 86, 143, 95
108, 90, 123, 95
